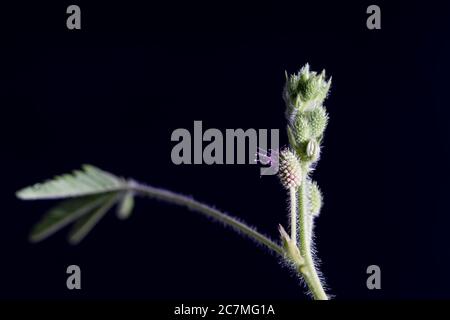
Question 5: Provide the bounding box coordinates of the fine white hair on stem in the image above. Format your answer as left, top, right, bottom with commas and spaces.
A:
131, 181, 284, 257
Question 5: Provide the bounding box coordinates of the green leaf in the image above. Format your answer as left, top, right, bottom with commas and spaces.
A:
16, 165, 127, 200
116, 191, 135, 220
68, 193, 120, 245
29, 193, 114, 243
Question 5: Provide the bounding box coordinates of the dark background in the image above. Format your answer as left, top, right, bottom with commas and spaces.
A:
1, 0, 450, 300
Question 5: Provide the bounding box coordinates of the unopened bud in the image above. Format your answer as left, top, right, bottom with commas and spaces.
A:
292, 114, 311, 144
308, 180, 323, 216
283, 64, 331, 113
306, 139, 320, 161
309, 106, 328, 139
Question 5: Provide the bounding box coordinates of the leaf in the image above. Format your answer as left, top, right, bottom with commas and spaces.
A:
68, 193, 120, 245
116, 191, 135, 220
16, 165, 127, 200
29, 193, 115, 243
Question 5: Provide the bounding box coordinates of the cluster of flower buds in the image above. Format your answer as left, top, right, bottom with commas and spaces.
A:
283, 64, 331, 163
277, 64, 331, 299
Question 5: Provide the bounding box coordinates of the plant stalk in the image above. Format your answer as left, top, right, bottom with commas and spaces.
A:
297, 165, 328, 300
289, 187, 297, 242
130, 181, 284, 256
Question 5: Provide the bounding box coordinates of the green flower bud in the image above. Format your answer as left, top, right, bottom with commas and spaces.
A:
308, 180, 322, 216
308, 106, 328, 138
284, 64, 331, 113
288, 107, 327, 159
292, 113, 311, 144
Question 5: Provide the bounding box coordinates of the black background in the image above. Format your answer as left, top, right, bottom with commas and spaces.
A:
2, 0, 450, 301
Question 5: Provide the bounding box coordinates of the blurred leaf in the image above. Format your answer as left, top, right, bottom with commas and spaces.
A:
68, 193, 120, 245
30, 193, 114, 243
16, 165, 126, 200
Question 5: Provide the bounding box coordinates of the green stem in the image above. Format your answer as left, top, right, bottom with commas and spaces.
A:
289, 187, 297, 242
130, 181, 284, 256
297, 165, 328, 300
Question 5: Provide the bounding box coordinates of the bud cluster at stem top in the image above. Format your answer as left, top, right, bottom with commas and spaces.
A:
283, 64, 331, 114
284, 64, 331, 163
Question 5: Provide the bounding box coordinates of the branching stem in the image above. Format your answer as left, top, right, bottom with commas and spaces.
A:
131, 177, 326, 299
297, 165, 328, 300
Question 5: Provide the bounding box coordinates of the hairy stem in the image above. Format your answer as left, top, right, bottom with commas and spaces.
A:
289, 187, 297, 242
297, 166, 328, 300
129, 181, 284, 256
